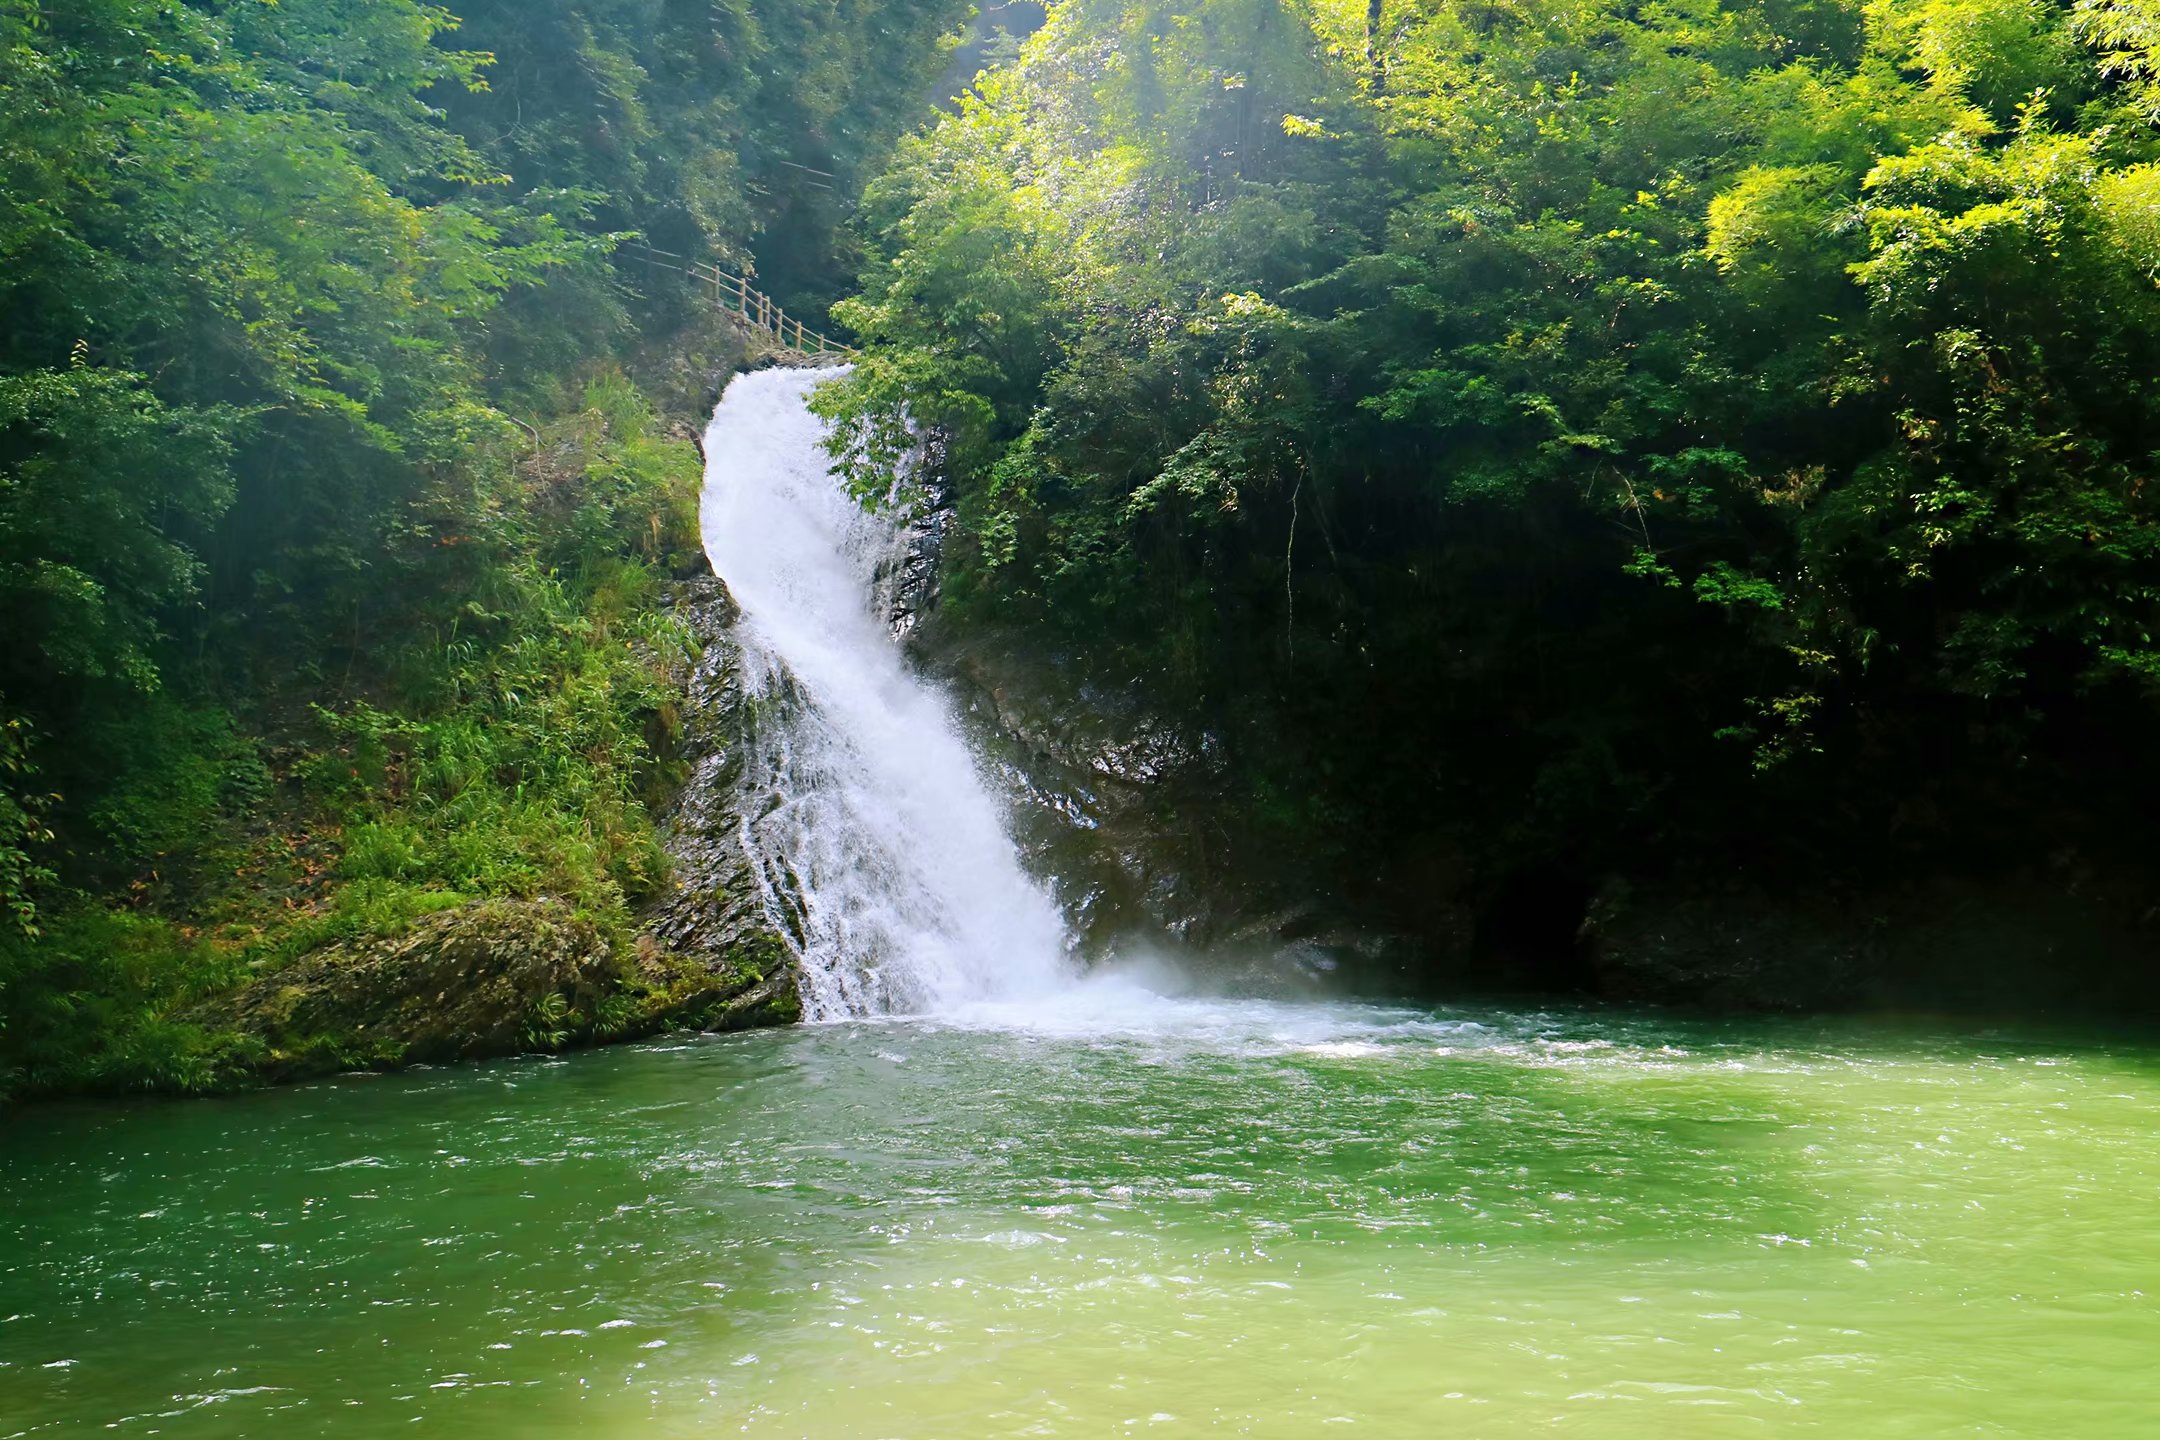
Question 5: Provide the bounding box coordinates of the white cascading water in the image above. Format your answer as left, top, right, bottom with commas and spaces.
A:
701, 366, 1072, 1019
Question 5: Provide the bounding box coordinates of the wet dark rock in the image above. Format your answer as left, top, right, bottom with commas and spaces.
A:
911, 619, 1419, 993
918, 624, 1229, 942
1582, 883, 1876, 1010
1585, 869, 2160, 1013
634, 575, 800, 1027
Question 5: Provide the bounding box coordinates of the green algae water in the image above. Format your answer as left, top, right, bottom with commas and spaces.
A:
5, 995, 2160, 1437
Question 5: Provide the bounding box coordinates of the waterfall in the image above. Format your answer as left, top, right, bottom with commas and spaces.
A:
700, 366, 1072, 1020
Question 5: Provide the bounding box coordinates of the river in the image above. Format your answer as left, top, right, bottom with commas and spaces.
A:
6, 999, 2160, 1435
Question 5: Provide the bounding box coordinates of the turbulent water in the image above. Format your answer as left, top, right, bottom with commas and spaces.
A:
7, 1006, 2160, 1437
700, 366, 1069, 1018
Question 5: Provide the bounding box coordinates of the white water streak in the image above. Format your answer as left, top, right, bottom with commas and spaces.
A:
701, 367, 1071, 1019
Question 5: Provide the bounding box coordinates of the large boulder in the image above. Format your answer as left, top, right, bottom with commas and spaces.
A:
208, 898, 621, 1078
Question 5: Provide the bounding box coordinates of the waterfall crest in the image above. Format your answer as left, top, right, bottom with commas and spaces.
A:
700, 366, 1071, 1019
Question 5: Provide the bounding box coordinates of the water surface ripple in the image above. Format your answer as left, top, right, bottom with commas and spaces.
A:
5, 999, 2158, 1436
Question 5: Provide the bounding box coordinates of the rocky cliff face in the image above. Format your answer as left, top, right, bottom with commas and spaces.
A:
909, 620, 1422, 996
634, 576, 801, 1028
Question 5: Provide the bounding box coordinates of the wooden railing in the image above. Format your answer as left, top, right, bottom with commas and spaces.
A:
620, 242, 855, 358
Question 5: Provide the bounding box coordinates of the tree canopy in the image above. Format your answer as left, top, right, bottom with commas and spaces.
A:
820, 0, 2160, 934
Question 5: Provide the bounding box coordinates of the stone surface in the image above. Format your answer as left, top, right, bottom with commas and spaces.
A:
1584, 869, 2160, 1012
207, 898, 622, 1078
912, 618, 1421, 994
633, 575, 800, 1025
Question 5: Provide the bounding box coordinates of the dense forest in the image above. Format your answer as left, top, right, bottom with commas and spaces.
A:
0, 0, 967, 1096
8, 0, 2160, 1098
821, 0, 2160, 994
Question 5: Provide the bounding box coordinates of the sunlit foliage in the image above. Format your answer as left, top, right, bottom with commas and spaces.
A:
823, 0, 2160, 928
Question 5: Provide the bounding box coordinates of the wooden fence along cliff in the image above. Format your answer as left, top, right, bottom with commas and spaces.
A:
621, 242, 856, 360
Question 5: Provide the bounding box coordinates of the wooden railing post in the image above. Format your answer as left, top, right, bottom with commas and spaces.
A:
627, 243, 854, 357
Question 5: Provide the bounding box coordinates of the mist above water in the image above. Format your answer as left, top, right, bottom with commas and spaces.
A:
701, 366, 1072, 1019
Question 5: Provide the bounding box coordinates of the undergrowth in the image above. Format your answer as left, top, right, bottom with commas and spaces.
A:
0, 370, 704, 1102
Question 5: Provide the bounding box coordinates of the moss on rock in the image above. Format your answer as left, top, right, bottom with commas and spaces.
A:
182, 575, 806, 1090
201, 898, 621, 1080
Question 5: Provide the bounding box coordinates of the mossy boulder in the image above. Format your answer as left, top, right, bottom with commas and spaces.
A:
629, 933, 800, 1031
204, 898, 623, 1079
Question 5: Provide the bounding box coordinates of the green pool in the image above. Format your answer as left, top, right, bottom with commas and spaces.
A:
6, 992, 2158, 1436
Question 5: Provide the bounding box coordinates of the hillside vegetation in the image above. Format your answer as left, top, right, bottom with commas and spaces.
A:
0, 0, 965, 1097
820, 0, 2160, 989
